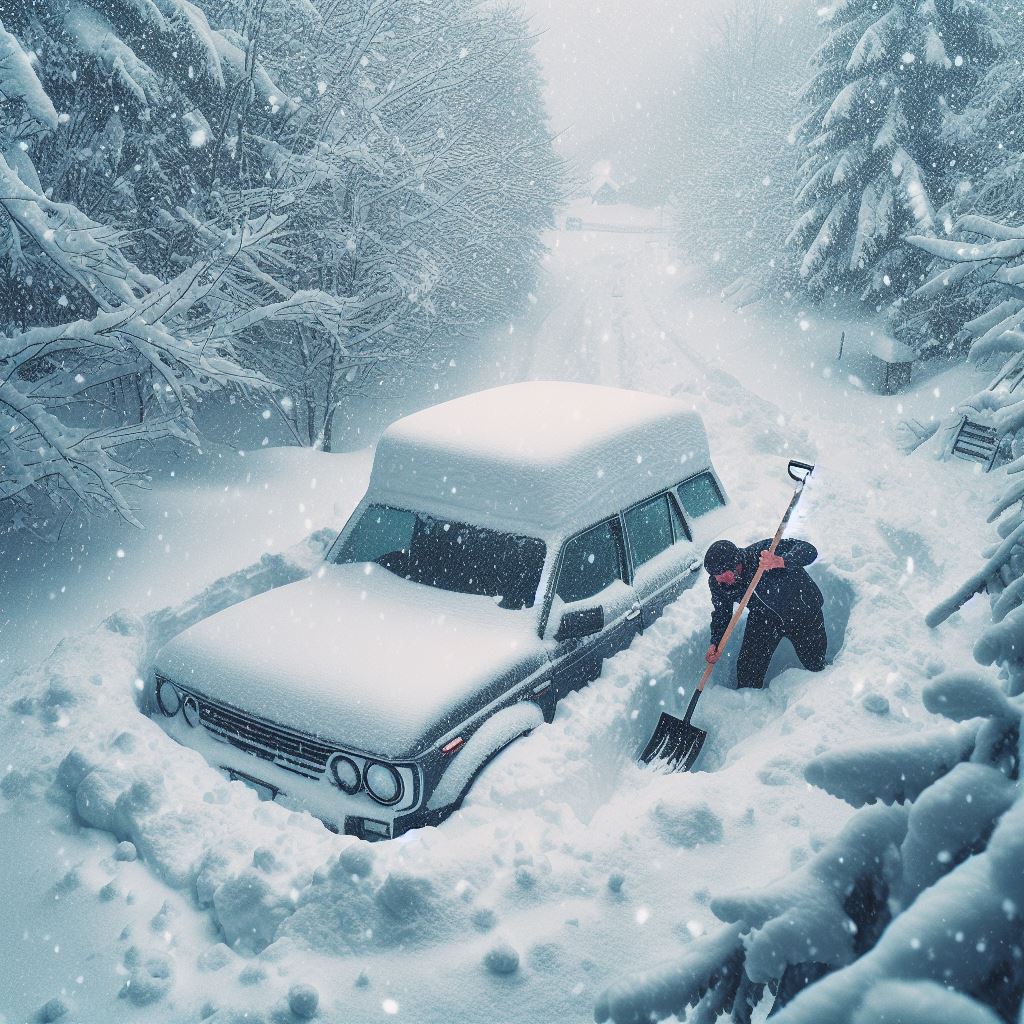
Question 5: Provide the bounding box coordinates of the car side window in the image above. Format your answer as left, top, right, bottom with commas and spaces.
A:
556, 520, 623, 604
677, 472, 725, 519
624, 494, 675, 569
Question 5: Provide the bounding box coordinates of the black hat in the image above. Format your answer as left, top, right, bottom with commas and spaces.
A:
704, 540, 740, 574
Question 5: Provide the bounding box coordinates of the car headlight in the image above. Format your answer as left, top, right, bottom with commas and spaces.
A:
330, 754, 361, 795
182, 694, 200, 728
364, 762, 403, 805
156, 676, 181, 717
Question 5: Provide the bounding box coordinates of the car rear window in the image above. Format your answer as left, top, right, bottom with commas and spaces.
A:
334, 504, 546, 610
677, 472, 725, 519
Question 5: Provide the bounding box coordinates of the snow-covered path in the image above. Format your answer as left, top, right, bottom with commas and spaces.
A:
0, 202, 1003, 1024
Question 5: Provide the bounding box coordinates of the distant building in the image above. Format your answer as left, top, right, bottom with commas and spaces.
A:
590, 170, 620, 205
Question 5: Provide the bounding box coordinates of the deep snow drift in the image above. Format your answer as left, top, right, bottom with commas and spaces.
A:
0, 202, 1002, 1023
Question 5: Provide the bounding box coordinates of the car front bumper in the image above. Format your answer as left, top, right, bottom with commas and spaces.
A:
159, 703, 427, 840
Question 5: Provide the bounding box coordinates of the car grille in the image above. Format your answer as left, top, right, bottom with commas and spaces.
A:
182, 686, 336, 780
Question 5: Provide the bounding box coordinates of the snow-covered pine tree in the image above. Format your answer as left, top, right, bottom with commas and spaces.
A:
594, 667, 1024, 1023
789, 0, 1003, 299
896, 13, 1024, 357
940, 12, 1024, 229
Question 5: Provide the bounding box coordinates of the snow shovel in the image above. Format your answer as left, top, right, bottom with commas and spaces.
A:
639, 459, 815, 771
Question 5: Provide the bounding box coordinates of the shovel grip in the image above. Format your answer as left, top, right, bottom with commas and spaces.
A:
788, 460, 815, 483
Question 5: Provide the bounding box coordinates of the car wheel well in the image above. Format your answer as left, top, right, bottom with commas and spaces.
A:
451, 722, 535, 814
426, 701, 544, 817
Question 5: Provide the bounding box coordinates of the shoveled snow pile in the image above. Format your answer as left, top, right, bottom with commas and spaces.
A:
594, 668, 1024, 1023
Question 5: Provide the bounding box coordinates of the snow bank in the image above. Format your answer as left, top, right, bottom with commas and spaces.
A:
5, 529, 336, 897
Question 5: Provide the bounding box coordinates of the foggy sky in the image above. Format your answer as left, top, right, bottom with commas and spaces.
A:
520, 0, 808, 199
520, 0, 717, 192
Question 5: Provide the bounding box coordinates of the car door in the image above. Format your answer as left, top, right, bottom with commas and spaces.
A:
624, 492, 702, 629
548, 516, 641, 698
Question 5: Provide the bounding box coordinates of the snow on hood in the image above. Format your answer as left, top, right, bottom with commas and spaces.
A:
154, 563, 547, 760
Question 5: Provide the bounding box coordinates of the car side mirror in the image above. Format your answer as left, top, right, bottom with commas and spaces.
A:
555, 605, 605, 642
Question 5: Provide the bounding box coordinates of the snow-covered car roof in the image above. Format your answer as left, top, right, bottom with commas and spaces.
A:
366, 381, 712, 533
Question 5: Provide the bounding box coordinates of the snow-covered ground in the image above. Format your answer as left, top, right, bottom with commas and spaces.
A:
0, 200, 1002, 1023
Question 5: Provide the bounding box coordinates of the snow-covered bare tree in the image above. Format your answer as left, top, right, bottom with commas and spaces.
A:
224, 0, 564, 449
0, 17, 354, 533
10, 0, 563, 454
2, 0, 563, 526
788, 0, 1003, 298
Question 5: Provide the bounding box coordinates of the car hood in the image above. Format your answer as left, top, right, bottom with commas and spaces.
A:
154, 563, 547, 760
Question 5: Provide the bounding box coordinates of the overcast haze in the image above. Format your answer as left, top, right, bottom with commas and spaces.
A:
521, 0, 718, 191
522, 0, 808, 198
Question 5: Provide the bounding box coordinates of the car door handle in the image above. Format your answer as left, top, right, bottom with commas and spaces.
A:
626, 602, 642, 620
686, 559, 701, 573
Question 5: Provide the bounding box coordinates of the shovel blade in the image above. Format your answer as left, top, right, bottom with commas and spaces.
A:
639, 712, 707, 772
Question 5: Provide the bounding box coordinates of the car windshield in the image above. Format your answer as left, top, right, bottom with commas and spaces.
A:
334, 504, 547, 610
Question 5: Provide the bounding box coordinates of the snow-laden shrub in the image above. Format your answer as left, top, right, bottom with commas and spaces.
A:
594, 667, 1024, 1023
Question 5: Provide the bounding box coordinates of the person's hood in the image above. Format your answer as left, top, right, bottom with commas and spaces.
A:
154, 563, 547, 760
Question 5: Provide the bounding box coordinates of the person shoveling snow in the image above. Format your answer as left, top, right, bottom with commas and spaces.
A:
641, 459, 816, 771
704, 538, 826, 690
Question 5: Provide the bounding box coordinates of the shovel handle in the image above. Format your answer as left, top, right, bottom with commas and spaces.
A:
697, 473, 811, 695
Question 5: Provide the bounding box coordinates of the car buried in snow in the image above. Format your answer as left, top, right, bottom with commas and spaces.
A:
151, 381, 732, 840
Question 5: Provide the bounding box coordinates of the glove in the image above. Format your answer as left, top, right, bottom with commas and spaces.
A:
759, 550, 785, 571
705, 644, 720, 664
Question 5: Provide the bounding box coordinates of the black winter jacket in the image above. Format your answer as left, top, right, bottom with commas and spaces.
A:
709, 538, 823, 646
